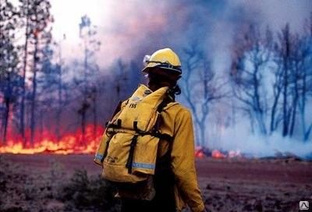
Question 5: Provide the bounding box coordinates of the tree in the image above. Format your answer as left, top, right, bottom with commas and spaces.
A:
0, 0, 22, 143
231, 20, 312, 141
274, 23, 312, 138
18, 0, 30, 140
181, 43, 226, 146
297, 15, 312, 141
36, 40, 71, 142
74, 15, 101, 144
230, 24, 274, 135
276, 24, 294, 137
18, 0, 52, 143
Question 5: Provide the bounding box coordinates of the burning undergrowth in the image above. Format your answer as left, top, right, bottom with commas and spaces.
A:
1, 124, 311, 163
195, 146, 312, 161
0, 125, 104, 155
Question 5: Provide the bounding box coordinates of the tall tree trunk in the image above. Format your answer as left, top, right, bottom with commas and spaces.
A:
30, 33, 39, 144
304, 124, 312, 141
20, 0, 30, 143
198, 119, 207, 147
81, 107, 86, 145
92, 89, 97, 141
299, 61, 309, 141
282, 35, 290, 137
3, 98, 10, 144
289, 67, 299, 137
254, 66, 267, 135
39, 108, 43, 141
81, 39, 88, 143
289, 105, 296, 137
56, 64, 62, 142
3, 71, 12, 143
270, 85, 281, 133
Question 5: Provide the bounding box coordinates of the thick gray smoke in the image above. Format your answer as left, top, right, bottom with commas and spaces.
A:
52, 0, 311, 69
51, 0, 312, 158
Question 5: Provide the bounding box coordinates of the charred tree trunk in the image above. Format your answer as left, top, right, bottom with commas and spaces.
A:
56, 65, 62, 142
39, 108, 44, 141
289, 63, 299, 137
270, 80, 282, 133
2, 71, 13, 143
82, 111, 86, 144
92, 88, 97, 141
298, 53, 311, 141
20, 0, 30, 143
78, 101, 89, 145
30, 33, 39, 144
282, 64, 289, 137
253, 64, 267, 135
282, 26, 290, 137
270, 55, 284, 134
81, 38, 88, 143
3, 98, 10, 144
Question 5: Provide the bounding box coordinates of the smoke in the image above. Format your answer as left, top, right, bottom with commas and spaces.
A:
241, 0, 312, 32
212, 120, 312, 159
51, 0, 311, 68
49, 0, 312, 157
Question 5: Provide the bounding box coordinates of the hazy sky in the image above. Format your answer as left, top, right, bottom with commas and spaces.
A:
50, 0, 312, 69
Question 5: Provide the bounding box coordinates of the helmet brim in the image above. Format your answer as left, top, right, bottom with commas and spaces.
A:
142, 64, 182, 75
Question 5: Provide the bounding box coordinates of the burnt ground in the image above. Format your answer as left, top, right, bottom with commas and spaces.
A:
0, 154, 311, 212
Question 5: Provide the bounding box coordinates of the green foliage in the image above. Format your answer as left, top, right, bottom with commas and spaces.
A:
59, 169, 120, 212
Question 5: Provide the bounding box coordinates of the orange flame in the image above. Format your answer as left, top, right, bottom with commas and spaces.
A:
211, 149, 226, 159
0, 125, 104, 155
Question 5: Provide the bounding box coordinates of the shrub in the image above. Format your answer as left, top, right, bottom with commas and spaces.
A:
59, 169, 120, 212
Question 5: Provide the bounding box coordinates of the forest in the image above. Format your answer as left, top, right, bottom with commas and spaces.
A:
1, 0, 312, 157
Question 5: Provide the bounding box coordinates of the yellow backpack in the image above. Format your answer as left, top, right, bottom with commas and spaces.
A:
94, 84, 173, 186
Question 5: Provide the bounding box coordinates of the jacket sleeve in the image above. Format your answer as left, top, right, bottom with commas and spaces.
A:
171, 109, 205, 212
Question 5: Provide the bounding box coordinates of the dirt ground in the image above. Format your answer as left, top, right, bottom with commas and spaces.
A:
1, 154, 312, 212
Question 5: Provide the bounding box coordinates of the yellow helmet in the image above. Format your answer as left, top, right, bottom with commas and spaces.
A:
142, 48, 182, 77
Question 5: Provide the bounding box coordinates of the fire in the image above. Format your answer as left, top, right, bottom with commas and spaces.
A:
1, 128, 244, 159
211, 150, 226, 159
195, 146, 242, 159
0, 125, 104, 155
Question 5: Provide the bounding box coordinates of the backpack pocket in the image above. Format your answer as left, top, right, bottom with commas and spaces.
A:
102, 132, 159, 183
132, 134, 159, 175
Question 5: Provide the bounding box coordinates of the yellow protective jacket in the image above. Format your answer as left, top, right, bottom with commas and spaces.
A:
158, 101, 205, 212
95, 91, 205, 212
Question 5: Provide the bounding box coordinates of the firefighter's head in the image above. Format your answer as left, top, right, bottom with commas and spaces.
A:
142, 48, 182, 93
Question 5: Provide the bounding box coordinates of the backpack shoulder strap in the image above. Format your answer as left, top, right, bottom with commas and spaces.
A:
150, 95, 174, 142
157, 94, 173, 112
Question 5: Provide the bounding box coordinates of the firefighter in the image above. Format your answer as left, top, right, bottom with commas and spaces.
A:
120, 48, 205, 212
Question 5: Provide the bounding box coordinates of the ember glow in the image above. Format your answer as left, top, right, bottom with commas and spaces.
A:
211, 150, 226, 159
195, 146, 243, 159
0, 125, 104, 155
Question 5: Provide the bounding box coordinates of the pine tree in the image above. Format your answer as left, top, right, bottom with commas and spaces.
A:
0, 0, 22, 143
18, 0, 52, 143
